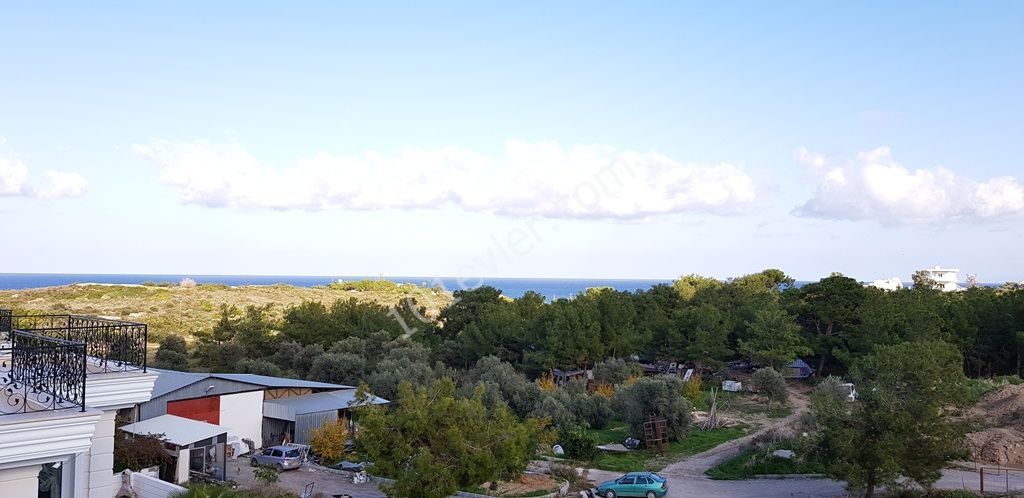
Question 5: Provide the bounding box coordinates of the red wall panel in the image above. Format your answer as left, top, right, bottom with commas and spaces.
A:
167, 396, 220, 425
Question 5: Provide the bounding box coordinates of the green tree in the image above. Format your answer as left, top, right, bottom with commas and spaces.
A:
672, 274, 723, 301
738, 307, 810, 368
680, 304, 733, 368
356, 379, 550, 498
154, 334, 189, 370
612, 377, 693, 442
813, 340, 970, 498
787, 274, 866, 375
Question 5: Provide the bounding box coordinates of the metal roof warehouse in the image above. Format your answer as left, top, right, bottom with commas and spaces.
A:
263, 390, 389, 446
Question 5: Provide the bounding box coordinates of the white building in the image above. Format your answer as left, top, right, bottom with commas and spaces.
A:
0, 311, 159, 498
916, 266, 963, 292
867, 277, 904, 291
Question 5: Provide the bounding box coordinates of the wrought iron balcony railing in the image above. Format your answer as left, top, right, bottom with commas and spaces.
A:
7, 314, 147, 373
1, 329, 87, 416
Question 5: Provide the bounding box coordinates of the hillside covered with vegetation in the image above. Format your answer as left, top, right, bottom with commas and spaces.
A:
0, 279, 451, 340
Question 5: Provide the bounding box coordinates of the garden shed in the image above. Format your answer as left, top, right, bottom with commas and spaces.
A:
120, 414, 228, 484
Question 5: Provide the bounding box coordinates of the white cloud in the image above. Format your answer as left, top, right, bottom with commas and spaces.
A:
794, 146, 1024, 223
134, 139, 762, 219
0, 155, 29, 195
0, 153, 88, 199
33, 171, 89, 198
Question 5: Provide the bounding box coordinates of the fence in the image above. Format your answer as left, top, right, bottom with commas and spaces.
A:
0, 330, 87, 415
9, 313, 147, 372
979, 466, 1024, 494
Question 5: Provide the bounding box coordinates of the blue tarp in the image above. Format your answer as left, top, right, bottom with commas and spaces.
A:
788, 358, 813, 378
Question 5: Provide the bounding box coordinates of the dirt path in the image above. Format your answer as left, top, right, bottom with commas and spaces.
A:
663, 389, 810, 477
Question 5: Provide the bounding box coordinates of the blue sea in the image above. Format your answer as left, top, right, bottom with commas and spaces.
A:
0, 273, 672, 300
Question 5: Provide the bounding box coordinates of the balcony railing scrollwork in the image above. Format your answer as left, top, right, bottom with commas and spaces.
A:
1, 330, 87, 416
1, 308, 148, 417
9, 314, 147, 373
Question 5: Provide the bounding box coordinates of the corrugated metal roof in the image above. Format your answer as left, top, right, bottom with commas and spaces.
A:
120, 414, 227, 446
149, 368, 350, 399
150, 369, 212, 398
212, 373, 352, 390
263, 390, 389, 421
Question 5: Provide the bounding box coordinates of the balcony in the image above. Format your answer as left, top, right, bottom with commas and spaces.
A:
1, 308, 149, 417
6, 313, 147, 374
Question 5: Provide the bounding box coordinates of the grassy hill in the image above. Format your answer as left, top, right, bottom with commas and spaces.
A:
0, 280, 451, 340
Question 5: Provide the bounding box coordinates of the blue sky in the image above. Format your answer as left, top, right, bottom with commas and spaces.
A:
2, 2, 1022, 283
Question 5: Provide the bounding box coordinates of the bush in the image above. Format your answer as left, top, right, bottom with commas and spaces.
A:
559, 426, 598, 461
309, 418, 350, 463
253, 465, 280, 485
154, 335, 189, 370
113, 431, 173, 473
593, 358, 642, 385
683, 373, 702, 401
531, 395, 575, 430
751, 367, 788, 410
570, 392, 613, 430
613, 377, 693, 442
174, 484, 299, 498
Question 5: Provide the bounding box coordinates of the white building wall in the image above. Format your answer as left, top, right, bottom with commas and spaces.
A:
112, 471, 186, 498
219, 391, 264, 446
0, 464, 41, 497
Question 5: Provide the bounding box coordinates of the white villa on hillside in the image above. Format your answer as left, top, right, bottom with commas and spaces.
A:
0, 311, 159, 498
917, 266, 963, 292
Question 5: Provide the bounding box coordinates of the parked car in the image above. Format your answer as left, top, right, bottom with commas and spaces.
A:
595, 471, 668, 498
250, 445, 303, 471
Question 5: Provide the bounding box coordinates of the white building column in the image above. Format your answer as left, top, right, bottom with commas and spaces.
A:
176, 449, 190, 484
0, 464, 42, 497
86, 410, 117, 498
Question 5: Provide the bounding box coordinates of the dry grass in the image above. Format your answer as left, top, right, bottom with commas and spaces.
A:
0, 282, 451, 340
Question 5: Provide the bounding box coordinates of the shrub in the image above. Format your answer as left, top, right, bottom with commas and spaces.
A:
113, 431, 173, 473
549, 463, 588, 487
309, 418, 350, 463
537, 373, 556, 392
683, 373, 702, 401
559, 426, 598, 461
154, 335, 189, 370
531, 395, 575, 430
253, 465, 280, 485
593, 358, 642, 385
751, 367, 788, 410
594, 382, 615, 398
613, 377, 693, 442
570, 393, 613, 430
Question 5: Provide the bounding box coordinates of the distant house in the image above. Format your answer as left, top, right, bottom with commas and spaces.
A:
916, 266, 963, 292
867, 277, 904, 291
787, 359, 814, 379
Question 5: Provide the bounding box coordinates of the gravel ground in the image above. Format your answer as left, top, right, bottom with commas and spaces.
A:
228, 460, 386, 497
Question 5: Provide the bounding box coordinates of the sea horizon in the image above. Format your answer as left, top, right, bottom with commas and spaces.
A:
0, 272, 676, 299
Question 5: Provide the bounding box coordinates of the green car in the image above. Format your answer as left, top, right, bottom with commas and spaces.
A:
595, 471, 668, 498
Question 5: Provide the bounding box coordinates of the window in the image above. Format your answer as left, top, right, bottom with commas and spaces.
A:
620, 476, 635, 484
638, 476, 650, 484
261, 449, 273, 456
271, 449, 283, 457
284, 449, 300, 458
